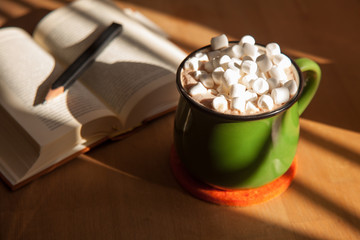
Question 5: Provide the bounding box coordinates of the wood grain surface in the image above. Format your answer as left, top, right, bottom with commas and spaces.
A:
0, 0, 359, 239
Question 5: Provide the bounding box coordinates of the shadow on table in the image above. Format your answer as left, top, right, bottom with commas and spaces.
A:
291, 179, 360, 235
301, 127, 360, 166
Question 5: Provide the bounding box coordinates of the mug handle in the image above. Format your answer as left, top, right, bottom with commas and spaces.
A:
294, 58, 321, 115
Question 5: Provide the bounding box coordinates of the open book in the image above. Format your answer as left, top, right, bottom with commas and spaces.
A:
0, 0, 186, 190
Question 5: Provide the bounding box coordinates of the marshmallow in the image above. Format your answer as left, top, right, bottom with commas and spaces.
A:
244, 90, 258, 102
258, 94, 274, 111
184, 57, 199, 70
284, 79, 298, 96
257, 70, 267, 79
257, 47, 266, 55
204, 61, 214, 72
211, 56, 221, 69
269, 66, 287, 83
256, 54, 273, 72
199, 73, 215, 88
229, 83, 246, 98
219, 55, 231, 68
223, 68, 240, 86
195, 52, 209, 62
241, 43, 258, 59
212, 95, 228, 112
189, 82, 207, 96
232, 97, 246, 112
251, 78, 269, 95
241, 74, 258, 88
223, 44, 242, 58
231, 57, 242, 66
212, 67, 225, 85
193, 70, 207, 80
227, 58, 242, 72
245, 101, 259, 113
267, 77, 280, 90
273, 54, 292, 68
242, 56, 254, 62
241, 60, 258, 74
211, 34, 229, 50
183, 34, 299, 116
207, 50, 221, 60
266, 42, 281, 56
239, 35, 255, 46
271, 87, 290, 105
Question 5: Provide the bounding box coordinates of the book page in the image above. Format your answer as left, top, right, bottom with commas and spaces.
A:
33, 0, 186, 124
0, 105, 40, 184
0, 27, 121, 148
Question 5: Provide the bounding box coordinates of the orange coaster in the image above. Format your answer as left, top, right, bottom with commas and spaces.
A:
170, 146, 297, 207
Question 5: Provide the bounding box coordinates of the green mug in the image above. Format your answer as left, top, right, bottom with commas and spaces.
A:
174, 44, 321, 190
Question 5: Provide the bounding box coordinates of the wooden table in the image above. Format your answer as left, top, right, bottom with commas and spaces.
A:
1, 0, 359, 239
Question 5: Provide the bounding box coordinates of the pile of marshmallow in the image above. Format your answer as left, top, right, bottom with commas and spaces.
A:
183, 34, 298, 114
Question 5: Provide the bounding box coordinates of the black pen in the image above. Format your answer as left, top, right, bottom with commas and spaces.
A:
44, 22, 122, 102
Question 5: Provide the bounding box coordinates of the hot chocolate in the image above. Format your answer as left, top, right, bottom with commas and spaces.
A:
180, 34, 299, 115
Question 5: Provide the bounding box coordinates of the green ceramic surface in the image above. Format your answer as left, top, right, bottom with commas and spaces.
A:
174, 54, 321, 190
